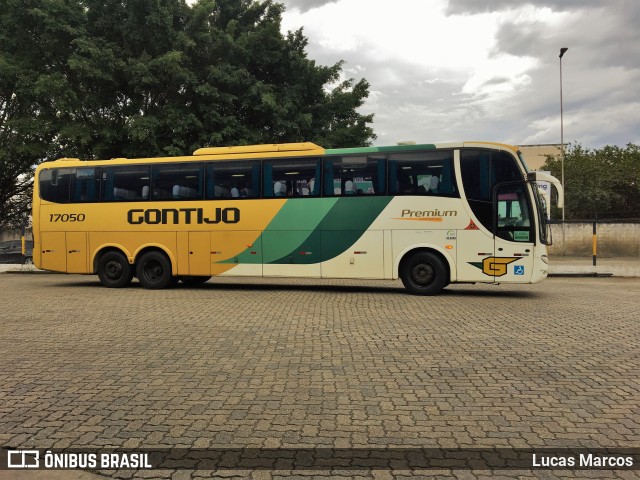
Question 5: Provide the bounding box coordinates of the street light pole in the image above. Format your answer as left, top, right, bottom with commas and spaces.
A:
559, 47, 568, 222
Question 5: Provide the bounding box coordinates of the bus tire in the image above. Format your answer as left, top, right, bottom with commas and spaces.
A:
181, 275, 211, 285
97, 251, 133, 288
136, 251, 173, 290
400, 251, 448, 295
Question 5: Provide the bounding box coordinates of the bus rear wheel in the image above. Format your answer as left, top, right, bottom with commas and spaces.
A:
136, 251, 173, 289
97, 251, 133, 288
400, 251, 448, 295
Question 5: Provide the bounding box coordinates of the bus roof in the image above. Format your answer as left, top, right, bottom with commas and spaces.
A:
463, 141, 519, 153
39, 141, 519, 168
193, 142, 322, 156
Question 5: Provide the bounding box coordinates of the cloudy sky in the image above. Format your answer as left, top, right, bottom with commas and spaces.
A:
278, 0, 640, 148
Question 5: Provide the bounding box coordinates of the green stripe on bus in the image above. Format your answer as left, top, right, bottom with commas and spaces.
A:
225, 198, 338, 265
314, 196, 392, 261
268, 196, 392, 264
222, 196, 393, 266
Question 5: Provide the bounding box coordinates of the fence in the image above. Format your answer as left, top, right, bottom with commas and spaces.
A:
548, 221, 640, 258
0, 229, 31, 243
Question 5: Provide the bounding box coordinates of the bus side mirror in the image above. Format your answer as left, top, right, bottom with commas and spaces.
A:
529, 171, 564, 209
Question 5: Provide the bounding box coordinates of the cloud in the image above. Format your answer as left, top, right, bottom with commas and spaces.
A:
491, 2, 640, 70
445, 0, 598, 15
485, 0, 640, 147
278, 0, 640, 147
282, 0, 339, 13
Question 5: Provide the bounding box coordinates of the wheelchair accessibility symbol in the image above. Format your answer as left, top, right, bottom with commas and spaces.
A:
514, 265, 525, 275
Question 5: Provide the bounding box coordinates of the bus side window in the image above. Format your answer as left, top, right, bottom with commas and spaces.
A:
205, 161, 260, 200
323, 155, 385, 196
151, 164, 202, 201
388, 151, 456, 197
71, 168, 100, 203
461, 149, 523, 232
496, 183, 533, 242
102, 166, 150, 202
263, 158, 321, 198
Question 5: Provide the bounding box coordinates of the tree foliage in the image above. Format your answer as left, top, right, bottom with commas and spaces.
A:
0, 0, 375, 228
1, 0, 86, 228
543, 143, 640, 220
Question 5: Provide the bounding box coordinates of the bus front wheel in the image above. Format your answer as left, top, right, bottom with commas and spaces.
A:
136, 251, 173, 289
400, 251, 448, 295
97, 251, 133, 288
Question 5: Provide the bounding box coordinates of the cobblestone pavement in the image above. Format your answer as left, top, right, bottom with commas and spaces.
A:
1, 273, 639, 479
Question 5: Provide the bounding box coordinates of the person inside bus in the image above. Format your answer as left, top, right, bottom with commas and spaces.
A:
344, 180, 356, 195
273, 181, 286, 197
307, 178, 315, 196
397, 174, 414, 194
231, 183, 250, 198
428, 176, 439, 193
239, 185, 250, 197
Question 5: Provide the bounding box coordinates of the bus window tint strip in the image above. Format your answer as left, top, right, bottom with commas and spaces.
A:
39, 149, 465, 204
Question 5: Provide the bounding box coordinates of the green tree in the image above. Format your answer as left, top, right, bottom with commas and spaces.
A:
0, 0, 375, 228
0, 0, 85, 228
182, 0, 374, 150
543, 143, 640, 220
53, 0, 376, 156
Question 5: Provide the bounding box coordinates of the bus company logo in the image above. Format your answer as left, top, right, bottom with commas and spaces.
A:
127, 207, 240, 225
7, 450, 39, 468
468, 257, 519, 277
394, 209, 458, 222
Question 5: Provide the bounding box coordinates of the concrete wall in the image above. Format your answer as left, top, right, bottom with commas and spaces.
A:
0, 229, 33, 242
1, 230, 21, 242
549, 222, 640, 257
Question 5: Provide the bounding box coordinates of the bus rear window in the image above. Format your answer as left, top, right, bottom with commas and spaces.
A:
39, 168, 72, 203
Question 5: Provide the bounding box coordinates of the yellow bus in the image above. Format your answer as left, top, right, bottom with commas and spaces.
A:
32, 141, 563, 294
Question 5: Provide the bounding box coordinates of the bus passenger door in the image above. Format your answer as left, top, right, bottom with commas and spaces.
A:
493, 183, 535, 282
40, 232, 66, 272
188, 232, 211, 276
66, 232, 88, 273
455, 220, 498, 283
